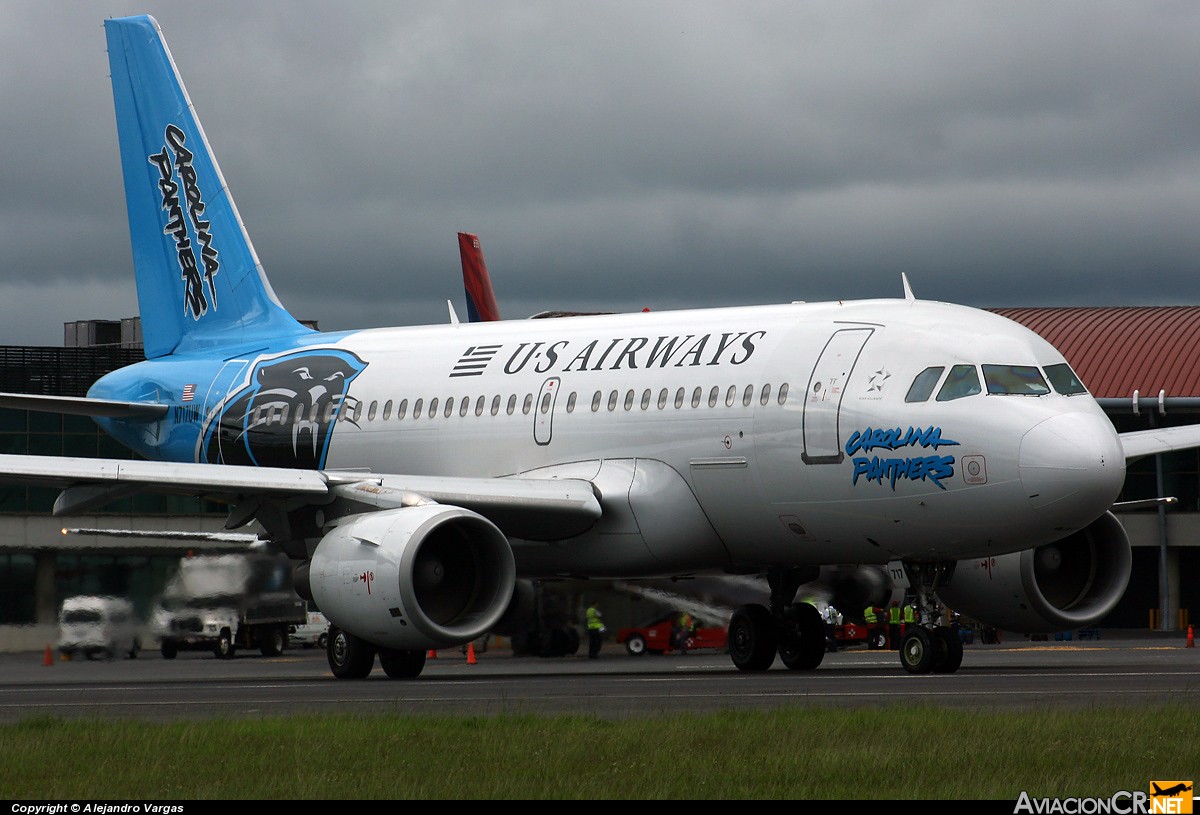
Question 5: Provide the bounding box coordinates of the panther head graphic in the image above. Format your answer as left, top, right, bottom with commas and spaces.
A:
200, 349, 367, 468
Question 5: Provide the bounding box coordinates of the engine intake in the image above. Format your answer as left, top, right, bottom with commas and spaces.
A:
304, 504, 516, 650
938, 511, 1132, 633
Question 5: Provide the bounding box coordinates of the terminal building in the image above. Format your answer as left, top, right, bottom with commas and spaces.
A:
0, 308, 1197, 651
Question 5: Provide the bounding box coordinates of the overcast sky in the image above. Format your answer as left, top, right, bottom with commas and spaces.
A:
1, 1, 1197, 347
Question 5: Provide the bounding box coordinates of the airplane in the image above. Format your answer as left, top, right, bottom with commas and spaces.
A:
5, 13, 1200, 681
1151, 783, 1193, 797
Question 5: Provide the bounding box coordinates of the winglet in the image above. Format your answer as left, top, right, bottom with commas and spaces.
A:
447, 300, 461, 325
902, 273, 915, 301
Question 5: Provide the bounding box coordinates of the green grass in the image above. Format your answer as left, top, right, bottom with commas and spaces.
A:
0, 704, 1194, 799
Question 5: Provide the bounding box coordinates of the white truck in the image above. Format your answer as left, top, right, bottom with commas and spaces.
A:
151, 553, 306, 659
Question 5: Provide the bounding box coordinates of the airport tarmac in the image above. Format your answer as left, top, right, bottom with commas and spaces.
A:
0, 629, 1195, 722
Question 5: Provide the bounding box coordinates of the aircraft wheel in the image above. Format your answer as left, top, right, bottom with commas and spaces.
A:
378, 648, 426, 679
625, 634, 647, 656
728, 604, 777, 672
260, 627, 285, 657
317, 632, 328, 651
214, 629, 235, 659
160, 640, 178, 660
868, 629, 888, 650
900, 627, 934, 674
931, 626, 964, 674
778, 603, 825, 670
327, 625, 375, 679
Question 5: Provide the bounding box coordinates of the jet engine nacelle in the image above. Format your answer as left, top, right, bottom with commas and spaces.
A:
938, 511, 1132, 633
303, 504, 516, 651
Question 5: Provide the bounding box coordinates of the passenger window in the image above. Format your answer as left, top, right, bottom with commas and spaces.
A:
566, 392, 577, 413
397, 399, 408, 420
1044, 363, 1088, 395
743, 385, 753, 407
413, 398, 423, 419
675, 387, 685, 409
760, 384, 771, 406
982, 365, 1050, 396
624, 390, 635, 411
325, 401, 337, 422
506, 395, 517, 415
708, 386, 719, 408
906, 367, 944, 403
726, 385, 737, 407
491, 395, 501, 416
351, 401, 363, 423
691, 387, 702, 408
640, 389, 651, 410
444, 398, 454, 418
382, 400, 393, 421
460, 397, 470, 417
591, 391, 602, 412
608, 390, 618, 411
428, 397, 439, 418
777, 383, 789, 404
475, 396, 485, 416
367, 401, 377, 422
522, 394, 533, 415
936, 365, 982, 401
540, 392, 551, 414
658, 388, 668, 410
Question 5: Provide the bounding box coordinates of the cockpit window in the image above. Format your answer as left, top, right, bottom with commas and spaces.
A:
905, 367, 945, 403
982, 364, 1050, 396
936, 365, 982, 401
1044, 363, 1088, 395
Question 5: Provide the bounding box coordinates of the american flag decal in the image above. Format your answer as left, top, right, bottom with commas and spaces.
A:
450, 344, 502, 377
181, 384, 196, 402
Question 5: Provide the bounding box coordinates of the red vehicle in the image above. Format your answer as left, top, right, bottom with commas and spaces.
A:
616, 612, 729, 656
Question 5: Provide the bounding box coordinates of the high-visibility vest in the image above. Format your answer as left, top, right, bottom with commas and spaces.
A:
888, 606, 902, 624
586, 606, 604, 631
864, 607, 877, 624
903, 605, 916, 623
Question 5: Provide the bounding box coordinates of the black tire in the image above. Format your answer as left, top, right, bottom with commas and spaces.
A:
625, 633, 647, 656
327, 625, 375, 679
779, 603, 826, 670
317, 632, 328, 651
378, 648, 426, 679
868, 629, 888, 650
214, 629, 235, 659
931, 626, 964, 674
728, 604, 777, 672
160, 640, 178, 660
900, 627, 934, 674
259, 627, 285, 657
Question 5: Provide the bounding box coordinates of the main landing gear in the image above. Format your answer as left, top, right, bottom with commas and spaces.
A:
728, 567, 827, 673
727, 562, 964, 675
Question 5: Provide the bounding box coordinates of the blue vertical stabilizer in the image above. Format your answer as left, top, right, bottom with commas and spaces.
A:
105, 15, 313, 358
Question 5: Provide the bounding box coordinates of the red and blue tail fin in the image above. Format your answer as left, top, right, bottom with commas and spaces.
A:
458, 232, 501, 322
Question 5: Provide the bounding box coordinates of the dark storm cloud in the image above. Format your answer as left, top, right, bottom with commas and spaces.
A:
0, 1, 1197, 345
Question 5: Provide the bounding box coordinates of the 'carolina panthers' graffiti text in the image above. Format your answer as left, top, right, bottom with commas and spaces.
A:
846, 425, 959, 490
148, 124, 219, 320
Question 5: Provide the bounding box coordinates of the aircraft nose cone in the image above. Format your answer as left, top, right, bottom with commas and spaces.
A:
1019, 413, 1125, 522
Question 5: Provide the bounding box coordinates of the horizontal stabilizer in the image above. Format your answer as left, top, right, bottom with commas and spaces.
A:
1120, 425, 1200, 462
0, 392, 167, 419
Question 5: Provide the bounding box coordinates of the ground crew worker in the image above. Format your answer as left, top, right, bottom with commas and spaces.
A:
586, 601, 605, 659
674, 611, 695, 655
863, 605, 878, 625
887, 601, 902, 650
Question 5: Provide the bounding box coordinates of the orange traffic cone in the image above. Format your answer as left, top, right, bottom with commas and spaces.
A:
1187, 625, 1194, 648
466, 642, 477, 665
42, 645, 54, 667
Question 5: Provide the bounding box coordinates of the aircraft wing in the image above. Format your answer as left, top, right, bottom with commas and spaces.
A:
0, 454, 601, 540
1119, 425, 1200, 462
